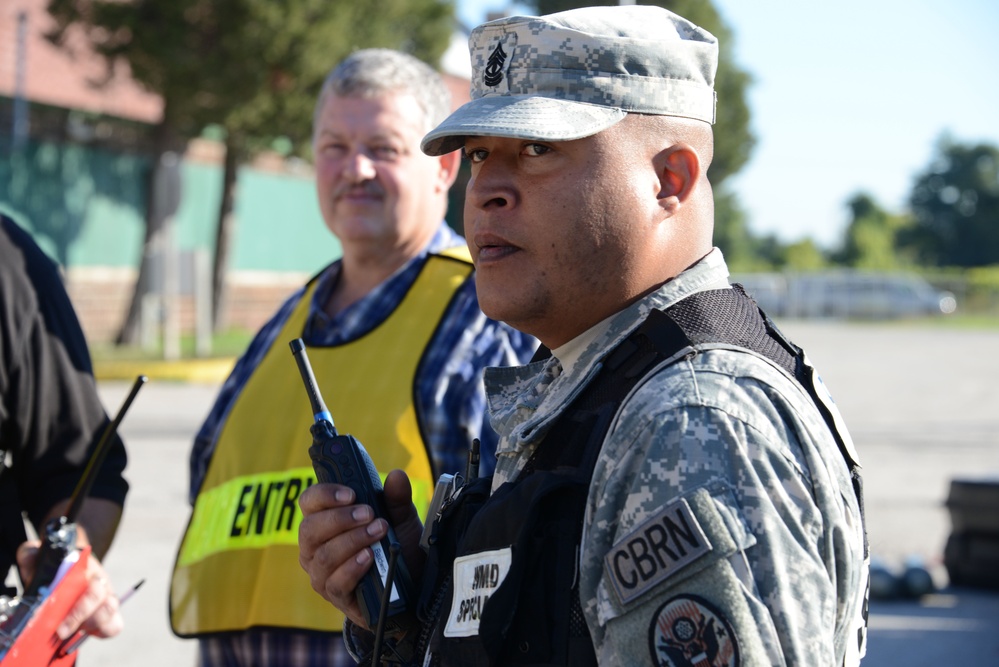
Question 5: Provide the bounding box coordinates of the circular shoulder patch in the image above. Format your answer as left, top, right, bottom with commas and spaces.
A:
648, 594, 740, 667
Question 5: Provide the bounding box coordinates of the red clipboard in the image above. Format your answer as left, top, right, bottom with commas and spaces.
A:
0, 545, 90, 667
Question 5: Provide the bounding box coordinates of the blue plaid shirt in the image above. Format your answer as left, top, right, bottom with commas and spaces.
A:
189, 223, 537, 666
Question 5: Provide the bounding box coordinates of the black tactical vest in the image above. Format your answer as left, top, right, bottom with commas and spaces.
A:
415, 286, 867, 667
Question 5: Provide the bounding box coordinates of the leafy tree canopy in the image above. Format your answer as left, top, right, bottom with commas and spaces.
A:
780, 238, 827, 271
832, 192, 913, 270
901, 135, 999, 268
46, 0, 456, 152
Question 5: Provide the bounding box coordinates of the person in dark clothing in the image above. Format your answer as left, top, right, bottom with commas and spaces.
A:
0, 213, 130, 644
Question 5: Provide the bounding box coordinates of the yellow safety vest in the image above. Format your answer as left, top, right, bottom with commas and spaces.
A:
170, 248, 473, 636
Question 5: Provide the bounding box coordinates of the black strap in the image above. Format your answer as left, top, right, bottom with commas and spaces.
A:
664, 285, 801, 378
516, 286, 866, 660
525, 285, 806, 477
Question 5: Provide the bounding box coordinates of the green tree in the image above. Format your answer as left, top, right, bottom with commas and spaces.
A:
780, 238, 827, 271
532, 0, 755, 260
832, 192, 912, 269
714, 188, 765, 271
45, 0, 454, 341
901, 136, 999, 267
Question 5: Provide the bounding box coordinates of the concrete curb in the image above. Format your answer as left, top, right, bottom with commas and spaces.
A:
94, 358, 236, 384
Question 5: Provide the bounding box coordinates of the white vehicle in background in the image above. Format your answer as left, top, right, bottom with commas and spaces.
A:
732, 270, 957, 319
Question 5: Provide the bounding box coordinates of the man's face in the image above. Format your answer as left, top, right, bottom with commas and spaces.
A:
313, 92, 445, 256
463, 117, 664, 348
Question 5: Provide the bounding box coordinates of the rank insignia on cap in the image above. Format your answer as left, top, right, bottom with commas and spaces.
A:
484, 42, 506, 87
648, 595, 739, 667
422, 6, 718, 156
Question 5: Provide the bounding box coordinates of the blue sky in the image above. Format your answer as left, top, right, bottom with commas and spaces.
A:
454, 1, 999, 248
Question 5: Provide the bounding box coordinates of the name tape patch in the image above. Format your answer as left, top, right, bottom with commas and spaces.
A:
444, 547, 512, 638
605, 497, 712, 605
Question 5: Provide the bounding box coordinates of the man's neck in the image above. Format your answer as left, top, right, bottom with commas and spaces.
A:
325, 230, 437, 317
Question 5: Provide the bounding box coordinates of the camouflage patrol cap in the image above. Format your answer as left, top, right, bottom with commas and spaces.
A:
421, 5, 718, 156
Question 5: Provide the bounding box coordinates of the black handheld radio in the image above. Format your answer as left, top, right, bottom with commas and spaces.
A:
289, 339, 414, 631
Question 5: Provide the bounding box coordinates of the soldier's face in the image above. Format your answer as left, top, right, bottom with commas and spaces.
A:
462, 117, 663, 348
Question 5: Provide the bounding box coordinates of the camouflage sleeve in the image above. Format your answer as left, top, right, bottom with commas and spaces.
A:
580, 354, 857, 666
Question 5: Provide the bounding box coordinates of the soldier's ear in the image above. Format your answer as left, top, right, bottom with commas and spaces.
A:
654, 144, 700, 216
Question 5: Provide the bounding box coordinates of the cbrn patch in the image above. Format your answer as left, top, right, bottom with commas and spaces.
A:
605, 497, 712, 605
648, 594, 739, 667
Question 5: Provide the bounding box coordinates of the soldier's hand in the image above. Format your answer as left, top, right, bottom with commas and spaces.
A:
298, 471, 420, 630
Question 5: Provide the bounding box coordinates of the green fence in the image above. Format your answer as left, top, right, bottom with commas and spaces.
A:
1, 138, 341, 275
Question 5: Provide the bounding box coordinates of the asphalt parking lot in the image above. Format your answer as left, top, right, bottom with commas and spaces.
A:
75, 320, 999, 666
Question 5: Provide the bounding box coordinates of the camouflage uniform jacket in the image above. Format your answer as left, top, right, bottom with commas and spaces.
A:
483, 249, 867, 666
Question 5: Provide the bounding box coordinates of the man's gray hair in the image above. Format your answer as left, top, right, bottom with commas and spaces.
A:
314, 48, 451, 136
